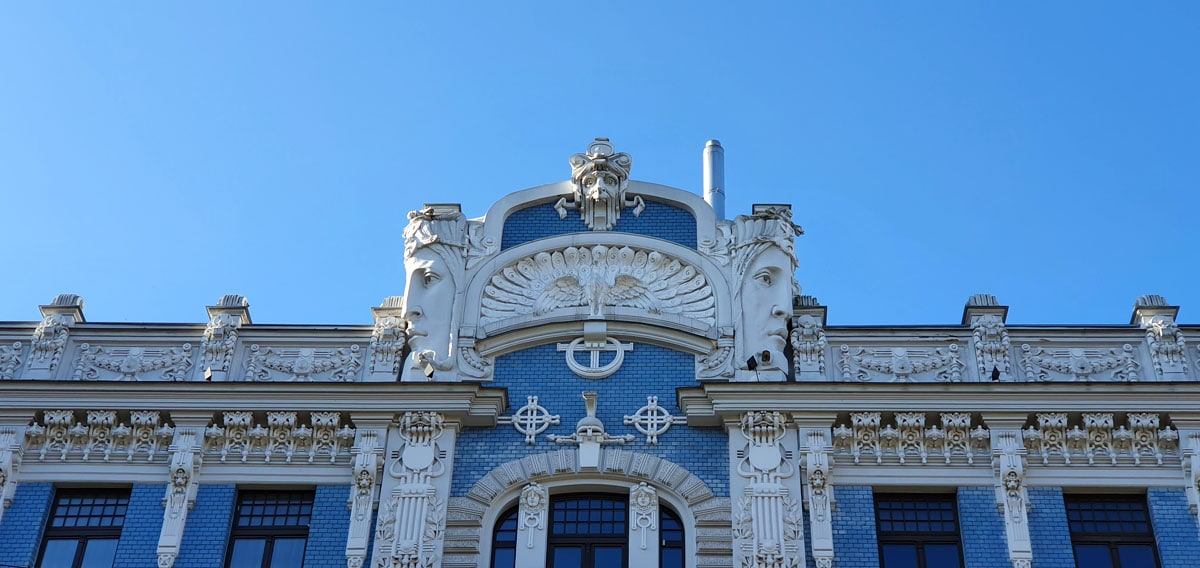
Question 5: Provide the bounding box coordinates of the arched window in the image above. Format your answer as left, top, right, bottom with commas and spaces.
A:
491, 505, 519, 568
660, 506, 685, 568
548, 494, 628, 568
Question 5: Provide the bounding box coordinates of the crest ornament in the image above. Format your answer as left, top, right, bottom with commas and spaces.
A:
555, 137, 643, 231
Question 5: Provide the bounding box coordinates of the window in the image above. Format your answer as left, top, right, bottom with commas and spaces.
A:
491, 506, 519, 568
1065, 495, 1160, 568
547, 495, 627, 568
875, 493, 963, 568
226, 490, 313, 568
659, 506, 685, 568
37, 488, 130, 568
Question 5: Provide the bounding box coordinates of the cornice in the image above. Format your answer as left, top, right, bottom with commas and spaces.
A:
677, 382, 1200, 426
0, 382, 508, 426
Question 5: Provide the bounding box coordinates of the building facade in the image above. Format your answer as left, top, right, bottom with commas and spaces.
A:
0, 138, 1198, 568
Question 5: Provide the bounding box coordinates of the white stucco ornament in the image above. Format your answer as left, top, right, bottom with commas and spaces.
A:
730, 206, 802, 380
556, 137, 643, 231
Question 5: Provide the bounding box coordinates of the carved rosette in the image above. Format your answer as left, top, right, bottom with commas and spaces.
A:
25, 410, 176, 463
1019, 344, 1139, 382
1023, 412, 1179, 466
375, 412, 448, 568
73, 343, 194, 381
972, 314, 1012, 381
347, 430, 384, 568
0, 342, 22, 380
790, 315, 826, 380
480, 245, 715, 329
202, 411, 355, 464
243, 344, 363, 382
839, 344, 963, 382
833, 412, 990, 465
734, 411, 802, 568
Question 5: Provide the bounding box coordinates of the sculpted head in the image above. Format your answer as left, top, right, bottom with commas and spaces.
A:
732, 207, 801, 376
401, 207, 468, 380
570, 138, 632, 203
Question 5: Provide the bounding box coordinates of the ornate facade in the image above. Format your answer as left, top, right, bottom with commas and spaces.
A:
0, 138, 1198, 568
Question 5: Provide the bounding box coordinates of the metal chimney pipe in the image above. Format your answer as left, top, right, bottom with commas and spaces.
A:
702, 140, 725, 220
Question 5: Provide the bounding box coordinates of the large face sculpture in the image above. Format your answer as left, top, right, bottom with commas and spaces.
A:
739, 245, 794, 375
401, 245, 456, 379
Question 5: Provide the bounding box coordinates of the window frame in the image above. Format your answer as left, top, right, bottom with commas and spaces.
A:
546, 493, 629, 568
225, 489, 314, 568
1064, 494, 1161, 568
36, 487, 131, 568
874, 492, 964, 568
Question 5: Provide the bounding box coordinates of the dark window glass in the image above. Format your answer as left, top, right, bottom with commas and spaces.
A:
660, 506, 685, 568
1065, 496, 1160, 568
226, 490, 313, 568
491, 506, 519, 568
38, 489, 129, 568
547, 495, 627, 568
876, 494, 963, 568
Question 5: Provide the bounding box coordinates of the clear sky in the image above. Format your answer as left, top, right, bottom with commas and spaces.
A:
1, 3, 1197, 326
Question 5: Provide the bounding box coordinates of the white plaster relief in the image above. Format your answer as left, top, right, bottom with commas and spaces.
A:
370, 314, 406, 378
200, 313, 241, 379
623, 395, 685, 444
480, 245, 716, 327
838, 344, 964, 383
157, 427, 202, 568
1182, 433, 1200, 536
25, 410, 175, 463
790, 315, 826, 380
992, 430, 1032, 568
833, 412, 989, 465
497, 396, 559, 445
801, 430, 834, 568
732, 411, 803, 568
243, 344, 363, 382
730, 206, 801, 380
0, 342, 22, 380
972, 314, 1012, 381
697, 332, 736, 378
1019, 344, 1139, 382
374, 412, 450, 568
558, 335, 632, 379
1144, 316, 1189, 378
630, 482, 659, 550
0, 427, 22, 525
518, 482, 547, 549
29, 314, 71, 374
347, 430, 384, 568
1022, 412, 1179, 466
555, 137, 643, 231
202, 411, 355, 464
547, 392, 634, 468
72, 343, 193, 381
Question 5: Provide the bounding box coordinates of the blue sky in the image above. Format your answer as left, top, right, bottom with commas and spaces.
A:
1, 3, 1197, 326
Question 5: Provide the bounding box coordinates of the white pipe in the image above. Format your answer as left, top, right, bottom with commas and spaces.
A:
702, 140, 725, 220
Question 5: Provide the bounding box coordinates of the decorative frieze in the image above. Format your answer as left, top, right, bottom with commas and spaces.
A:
1022, 412, 1179, 465
25, 410, 175, 463
72, 343, 194, 381
202, 411, 355, 464
623, 396, 685, 445
832, 412, 989, 465
0, 342, 22, 380
838, 343, 963, 382
498, 396, 559, 445
1019, 344, 1139, 382
242, 344, 363, 382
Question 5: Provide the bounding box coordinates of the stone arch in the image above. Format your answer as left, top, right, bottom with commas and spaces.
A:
444, 448, 732, 568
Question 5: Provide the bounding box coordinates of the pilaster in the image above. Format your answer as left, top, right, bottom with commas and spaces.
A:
983, 413, 1031, 568
628, 482, 660, 566
513, 481, 549, 566
795, 413, 835, 568
729, 411, 806, 568
347, 414, 391, 568
156, 411, 210, 568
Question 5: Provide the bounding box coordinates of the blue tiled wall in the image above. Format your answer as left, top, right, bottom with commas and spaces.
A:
1026, 487, 1075, 568
0, 482, 53, 567
113, 483, 166, 567
452, 343, 727, 498
174, 484, 236, 568
501, 200, 697, 250
1148, 487, 1200, 568
831, 485, 879, 568
957, 487, 1009, 568
304, 484, 351, 568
